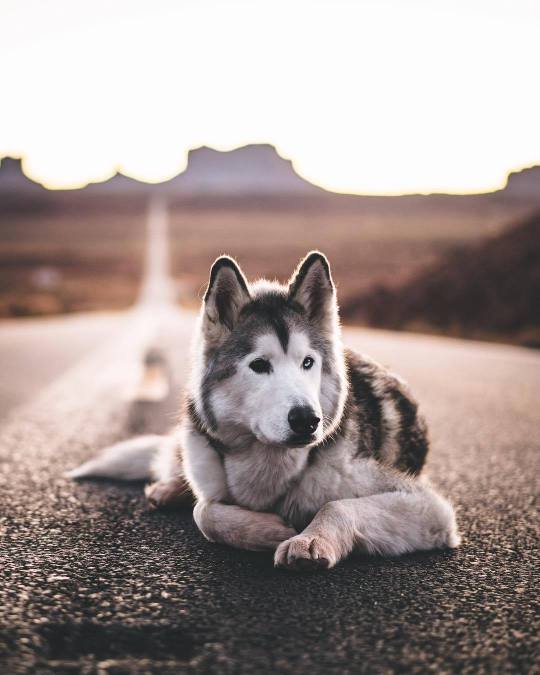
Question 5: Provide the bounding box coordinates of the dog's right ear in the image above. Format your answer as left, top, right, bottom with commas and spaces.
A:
202, 256, 251, 343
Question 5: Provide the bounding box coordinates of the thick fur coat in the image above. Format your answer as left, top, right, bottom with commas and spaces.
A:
69, 252, 460, 570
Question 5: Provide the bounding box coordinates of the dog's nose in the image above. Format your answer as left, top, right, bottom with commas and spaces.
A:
288, 406, 320, 435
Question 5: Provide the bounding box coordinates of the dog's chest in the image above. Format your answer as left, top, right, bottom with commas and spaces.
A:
223, 445, 307, 512
279, 440, 416, 530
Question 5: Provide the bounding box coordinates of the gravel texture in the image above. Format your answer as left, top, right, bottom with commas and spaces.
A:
0, 315, 538, 674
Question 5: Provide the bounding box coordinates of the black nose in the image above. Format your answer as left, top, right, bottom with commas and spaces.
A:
288, 406, 320, 435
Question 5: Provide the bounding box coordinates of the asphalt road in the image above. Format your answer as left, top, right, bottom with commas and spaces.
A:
0, 308, 538, 674
0, 312, 127, 420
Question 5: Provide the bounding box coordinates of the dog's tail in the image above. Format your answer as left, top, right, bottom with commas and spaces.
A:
65, 435, 166, 481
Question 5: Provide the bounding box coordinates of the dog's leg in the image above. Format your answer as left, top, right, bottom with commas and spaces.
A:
145, 476, 193, 510
144, 435, 193, 510
194, 501, 297, 552
275, 487, 460, 570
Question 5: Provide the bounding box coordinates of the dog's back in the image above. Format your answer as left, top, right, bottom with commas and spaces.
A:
343, 348, 428, 475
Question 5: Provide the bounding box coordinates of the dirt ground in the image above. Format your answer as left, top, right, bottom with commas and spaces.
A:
1, 190, 536, 338
168, 193, 536, 308
0, 195, 146, 318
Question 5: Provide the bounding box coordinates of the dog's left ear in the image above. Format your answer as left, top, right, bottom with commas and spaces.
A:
288, 251, 337, 325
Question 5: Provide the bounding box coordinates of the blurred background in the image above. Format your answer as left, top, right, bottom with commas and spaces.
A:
1, 0, 539, 346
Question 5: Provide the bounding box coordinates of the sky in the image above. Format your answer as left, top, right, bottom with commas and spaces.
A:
1, 0, 539, 194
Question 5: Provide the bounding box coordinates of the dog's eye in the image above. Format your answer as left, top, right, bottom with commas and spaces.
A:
249, 358, 271, 374
302, 356, 314, 370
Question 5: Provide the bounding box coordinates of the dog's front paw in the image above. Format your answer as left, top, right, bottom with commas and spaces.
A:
274, 533, 339, 571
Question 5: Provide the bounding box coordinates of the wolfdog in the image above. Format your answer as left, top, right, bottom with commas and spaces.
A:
68, 252, 460, 570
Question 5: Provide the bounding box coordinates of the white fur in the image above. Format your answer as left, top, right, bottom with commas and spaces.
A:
179, 425, 229, 503
181, 426, 460, 569
193, 501, 296, 551
67, 252, 460, 571
275, 488, 460, 569
209, 332, 324, 447
66, 435, 165, 481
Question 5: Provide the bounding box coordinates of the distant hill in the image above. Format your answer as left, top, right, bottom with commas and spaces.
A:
1, 147, 539, 200
503, 166, 540, 201
0, 145, 322, 197
162, 145, 322, 195
84, 144, 323, 196
341, 212, 540, 347
0, 157, 45, 193
0, 158, 56, 214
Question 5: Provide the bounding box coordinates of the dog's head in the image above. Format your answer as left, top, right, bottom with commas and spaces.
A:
192, 251, 347, 450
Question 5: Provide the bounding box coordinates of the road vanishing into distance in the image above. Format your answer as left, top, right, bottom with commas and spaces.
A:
0, 200, 538, 674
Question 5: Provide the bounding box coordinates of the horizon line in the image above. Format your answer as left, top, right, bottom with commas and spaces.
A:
0, 144, 538, 198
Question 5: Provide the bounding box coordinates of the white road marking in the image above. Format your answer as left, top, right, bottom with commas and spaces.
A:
138, 196, 175, 308
0, 197, 182, 428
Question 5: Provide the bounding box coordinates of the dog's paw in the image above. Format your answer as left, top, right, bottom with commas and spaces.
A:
145, 478, 192, 511
274, 533, 339, 571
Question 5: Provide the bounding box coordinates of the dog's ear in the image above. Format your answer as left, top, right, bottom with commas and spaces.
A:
288, 251, 337, 326
203, 256, 251, 341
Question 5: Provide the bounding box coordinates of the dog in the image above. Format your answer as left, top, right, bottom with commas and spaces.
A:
68, 251, 460, 570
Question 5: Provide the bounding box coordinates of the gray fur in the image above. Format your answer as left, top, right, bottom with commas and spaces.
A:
68, 251, 460, 570
182, 252, 459, 568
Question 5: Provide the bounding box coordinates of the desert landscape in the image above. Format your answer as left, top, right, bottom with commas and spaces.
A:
1, 146, 539, 346
0, 165, 146, 317
2, 2, 539, 672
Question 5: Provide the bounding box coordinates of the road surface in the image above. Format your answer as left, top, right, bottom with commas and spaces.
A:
0, 202, 538, 674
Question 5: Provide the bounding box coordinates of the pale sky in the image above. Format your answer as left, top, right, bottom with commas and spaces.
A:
1, 0, 539, 194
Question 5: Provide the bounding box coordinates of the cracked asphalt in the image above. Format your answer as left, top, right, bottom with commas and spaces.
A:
0, 312, 538, 674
